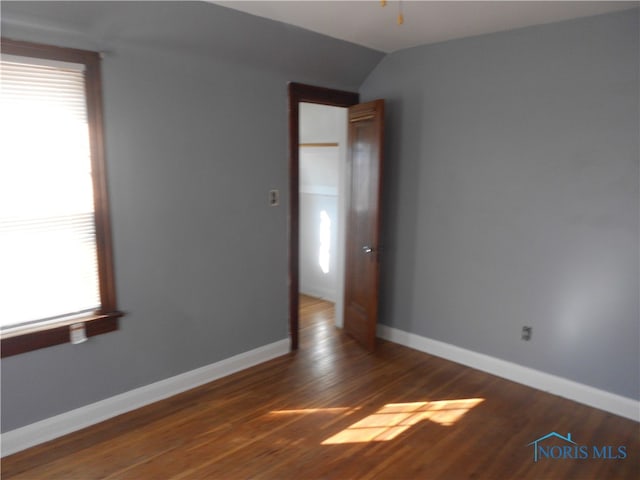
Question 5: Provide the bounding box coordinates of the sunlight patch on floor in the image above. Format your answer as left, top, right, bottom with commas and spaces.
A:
321, 398, 484, 445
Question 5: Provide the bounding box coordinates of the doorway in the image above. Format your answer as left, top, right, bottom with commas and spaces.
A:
299, 103, 347, 329
288, 83, 359, 350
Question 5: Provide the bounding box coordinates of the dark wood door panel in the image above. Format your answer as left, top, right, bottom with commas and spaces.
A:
343, 99, 384, 352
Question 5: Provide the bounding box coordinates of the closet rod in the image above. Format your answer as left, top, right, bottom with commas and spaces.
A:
299, 142, 339, 147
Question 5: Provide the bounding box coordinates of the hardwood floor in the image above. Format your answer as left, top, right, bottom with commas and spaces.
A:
3, 295, 638, 479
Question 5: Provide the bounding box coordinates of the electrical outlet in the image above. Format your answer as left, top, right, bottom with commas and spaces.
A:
522, 326, 532, 341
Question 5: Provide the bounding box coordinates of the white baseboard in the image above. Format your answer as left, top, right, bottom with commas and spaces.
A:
300, 287, 336, 303
377, 325, 639, 422
1, 338, 289, 457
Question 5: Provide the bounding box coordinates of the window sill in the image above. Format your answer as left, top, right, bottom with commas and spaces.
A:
1, 311, 124, 358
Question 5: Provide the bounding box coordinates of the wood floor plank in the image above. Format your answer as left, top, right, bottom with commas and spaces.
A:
2, 296, 638, 479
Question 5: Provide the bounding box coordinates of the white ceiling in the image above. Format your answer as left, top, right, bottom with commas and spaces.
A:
213, 1, 638, 53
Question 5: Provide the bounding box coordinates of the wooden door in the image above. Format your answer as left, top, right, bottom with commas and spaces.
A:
343, 100, 384, 351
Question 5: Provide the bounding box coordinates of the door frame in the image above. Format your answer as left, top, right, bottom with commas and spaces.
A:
288, 82, 359, 350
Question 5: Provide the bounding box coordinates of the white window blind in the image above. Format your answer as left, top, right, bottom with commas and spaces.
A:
0, 56, 100, 329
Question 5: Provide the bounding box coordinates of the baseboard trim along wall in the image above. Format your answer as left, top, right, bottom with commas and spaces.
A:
377, 324, 639, 422
300, 288, 336, 303
3, 329, 637, 457
1, 338, 290, 457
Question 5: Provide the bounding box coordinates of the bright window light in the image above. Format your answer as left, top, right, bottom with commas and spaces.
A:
267, 398, 484, 445
318, 210, 331, 274
321, 398, 484, 444
0, 58, 100, 328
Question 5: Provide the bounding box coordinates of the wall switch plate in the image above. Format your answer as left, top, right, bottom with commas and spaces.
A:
269, 189, 280, 206
70, 322, 88, 344
522, 326, 532, 341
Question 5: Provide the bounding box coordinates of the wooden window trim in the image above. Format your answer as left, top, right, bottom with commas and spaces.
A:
0, 38, 123, 357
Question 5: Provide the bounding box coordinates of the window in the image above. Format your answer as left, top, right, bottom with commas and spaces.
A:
0, 39, 122, 357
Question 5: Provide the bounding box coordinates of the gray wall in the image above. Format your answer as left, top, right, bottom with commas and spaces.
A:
2, 2, 637, 434
0, 1, 383, 432
361, 9, 639, 400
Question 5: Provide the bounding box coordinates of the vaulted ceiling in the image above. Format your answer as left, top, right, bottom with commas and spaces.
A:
214, 1, 638, 52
